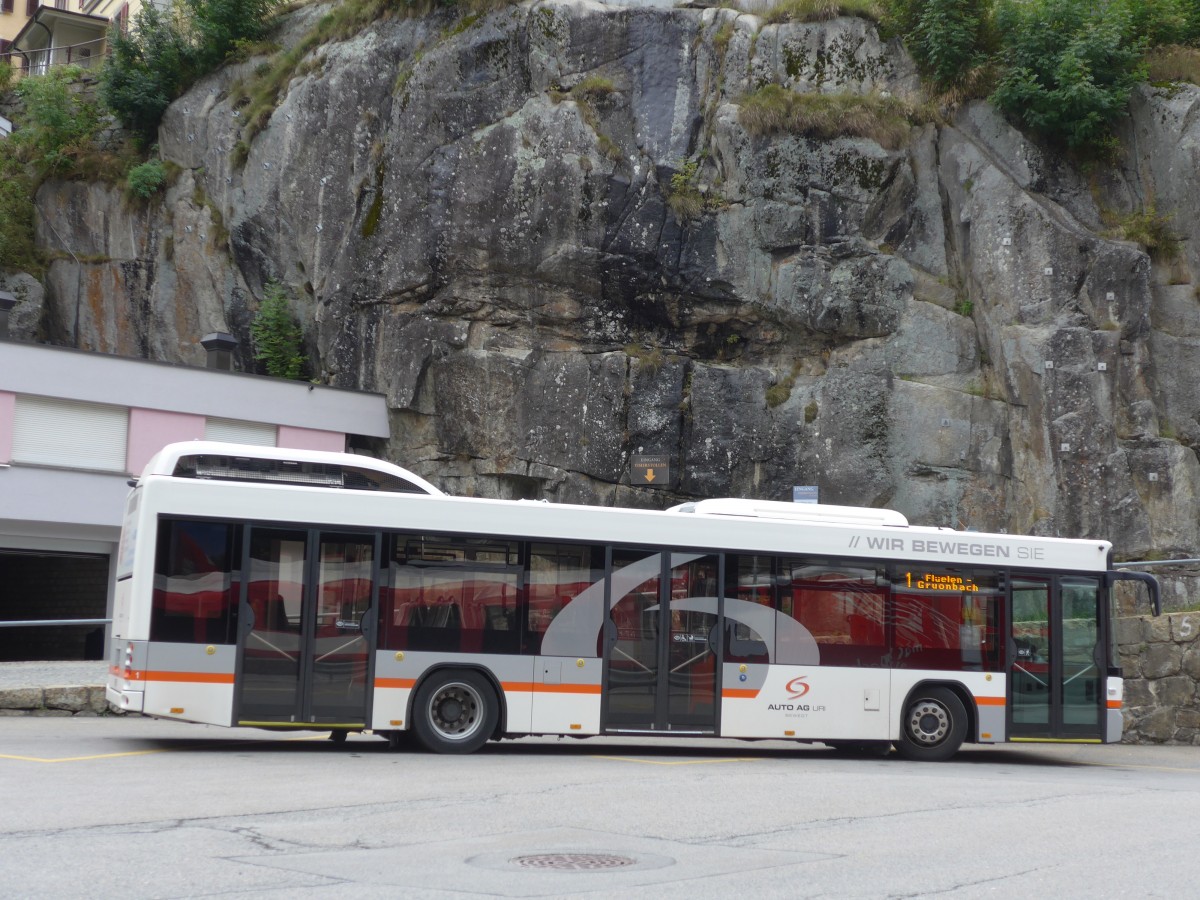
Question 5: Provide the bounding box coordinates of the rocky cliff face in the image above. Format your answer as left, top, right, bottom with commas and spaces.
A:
16, 0, 1200, 577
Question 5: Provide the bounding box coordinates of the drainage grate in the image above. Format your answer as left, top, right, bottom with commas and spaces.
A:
511, 853, 637, 871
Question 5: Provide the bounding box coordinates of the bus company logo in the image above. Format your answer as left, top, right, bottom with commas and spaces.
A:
786, 676, 810, 700
768, 676, 823, 713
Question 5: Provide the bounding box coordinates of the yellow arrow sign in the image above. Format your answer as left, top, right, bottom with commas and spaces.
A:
631, 455, 670, 486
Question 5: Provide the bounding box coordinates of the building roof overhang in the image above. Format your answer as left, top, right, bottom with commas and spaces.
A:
0, 342, 391, 439
12, 8, 110, 52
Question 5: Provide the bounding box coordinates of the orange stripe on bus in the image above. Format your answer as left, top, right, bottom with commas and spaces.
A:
501, 682, 602, 694
722, 688, 760, 699
1107, 699, 1122, 709
974, 696, 1006, 706
372, 679, 601, 694
374, 678, 417, 689
139, 671, 235, 684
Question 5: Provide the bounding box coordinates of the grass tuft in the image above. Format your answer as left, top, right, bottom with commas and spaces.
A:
1146, 45, 1200, 86
760, 0, 883, 26
738, 84, 932, 150
1119, 206, 1181, 262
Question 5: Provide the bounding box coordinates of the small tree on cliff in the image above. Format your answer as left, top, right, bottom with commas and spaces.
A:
884, 0, 996, 90
251, 281, 305, 380
102, 0, 279, 145
102, 3, 196, 146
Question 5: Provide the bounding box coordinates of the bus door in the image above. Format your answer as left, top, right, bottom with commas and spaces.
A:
236, 527, 378, 728
602, 550, 720, 733
1008, 576, 1104, 740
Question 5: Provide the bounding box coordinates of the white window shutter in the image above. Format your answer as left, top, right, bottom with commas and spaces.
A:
12, 396, 129, 472
204, 417, 277, 446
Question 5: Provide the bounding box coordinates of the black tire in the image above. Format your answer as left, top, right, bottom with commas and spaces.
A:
384, 730, 411, 752
896, 686, 968, 762
411, 670, 498, 754
328, 730, 349, 744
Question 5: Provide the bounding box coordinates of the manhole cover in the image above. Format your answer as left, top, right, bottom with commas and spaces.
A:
511, 853, 637, 871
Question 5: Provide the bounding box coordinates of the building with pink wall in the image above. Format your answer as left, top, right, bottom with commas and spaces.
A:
0, 341, 390, 660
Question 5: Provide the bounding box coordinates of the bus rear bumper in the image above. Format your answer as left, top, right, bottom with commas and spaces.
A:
107, 685, 144, 713
1106, 707, 1124, 743
1106, 676, 1123, 743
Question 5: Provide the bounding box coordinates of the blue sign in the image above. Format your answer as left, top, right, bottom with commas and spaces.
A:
792, 485, 818, 504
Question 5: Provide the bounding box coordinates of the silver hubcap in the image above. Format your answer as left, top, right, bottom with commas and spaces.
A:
906, 699, 950, 746
428, 682, 483, 742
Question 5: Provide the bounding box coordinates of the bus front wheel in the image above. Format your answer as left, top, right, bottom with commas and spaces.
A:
896, 687, 967, 762
412, 670, 498, 754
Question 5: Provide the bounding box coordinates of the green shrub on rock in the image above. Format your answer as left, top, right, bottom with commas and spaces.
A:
989, 0, 1146, 153
101, 3, 196, 146
883, 0, 995, 89
11, 68, 103, 175
126, 159, 168, 199
188, 0, 279, 71
251, 280, 305, 380
0, 157, 39, 275
101, 0, 280, 144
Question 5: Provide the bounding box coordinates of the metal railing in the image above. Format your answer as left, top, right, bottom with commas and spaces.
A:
1, 37, 108, 82
0, 618, 111, 627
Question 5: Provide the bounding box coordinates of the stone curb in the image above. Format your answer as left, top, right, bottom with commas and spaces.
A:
0, 685, 116, 717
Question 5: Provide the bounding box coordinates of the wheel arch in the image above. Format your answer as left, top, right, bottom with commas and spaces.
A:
406, 663, 508, 740
900, 679, 978, 744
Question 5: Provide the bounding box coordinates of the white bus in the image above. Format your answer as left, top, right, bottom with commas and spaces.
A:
107, 442, 1159, 761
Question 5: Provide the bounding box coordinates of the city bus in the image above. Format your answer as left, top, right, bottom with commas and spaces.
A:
106, 442, 1159, 761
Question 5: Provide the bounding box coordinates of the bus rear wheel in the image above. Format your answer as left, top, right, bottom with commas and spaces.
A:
412, 670, 498, 754
896, 687, 967, 762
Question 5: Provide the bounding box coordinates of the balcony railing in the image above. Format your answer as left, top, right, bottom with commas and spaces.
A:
1, 36, 108, 81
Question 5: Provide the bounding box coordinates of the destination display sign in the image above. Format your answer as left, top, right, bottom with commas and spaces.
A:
903, 572, 982, 592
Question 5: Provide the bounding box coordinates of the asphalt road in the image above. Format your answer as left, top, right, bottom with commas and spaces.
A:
2, 718, 1198, 898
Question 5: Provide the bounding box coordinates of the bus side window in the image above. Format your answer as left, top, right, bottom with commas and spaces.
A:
787, 561, 888, 667
380, 533, 521, 655
407, 596, 463, 652
526, 542, 605, 656
150, 519, 241, 645
724, 554, 772, 664
891, 567, 1003, 671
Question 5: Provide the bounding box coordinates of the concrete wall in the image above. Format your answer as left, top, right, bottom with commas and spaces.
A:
277, 425, 345, 452
127, 409, 205, 476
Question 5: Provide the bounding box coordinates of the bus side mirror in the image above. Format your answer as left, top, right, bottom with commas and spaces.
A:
1110, 570, 1161, 617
